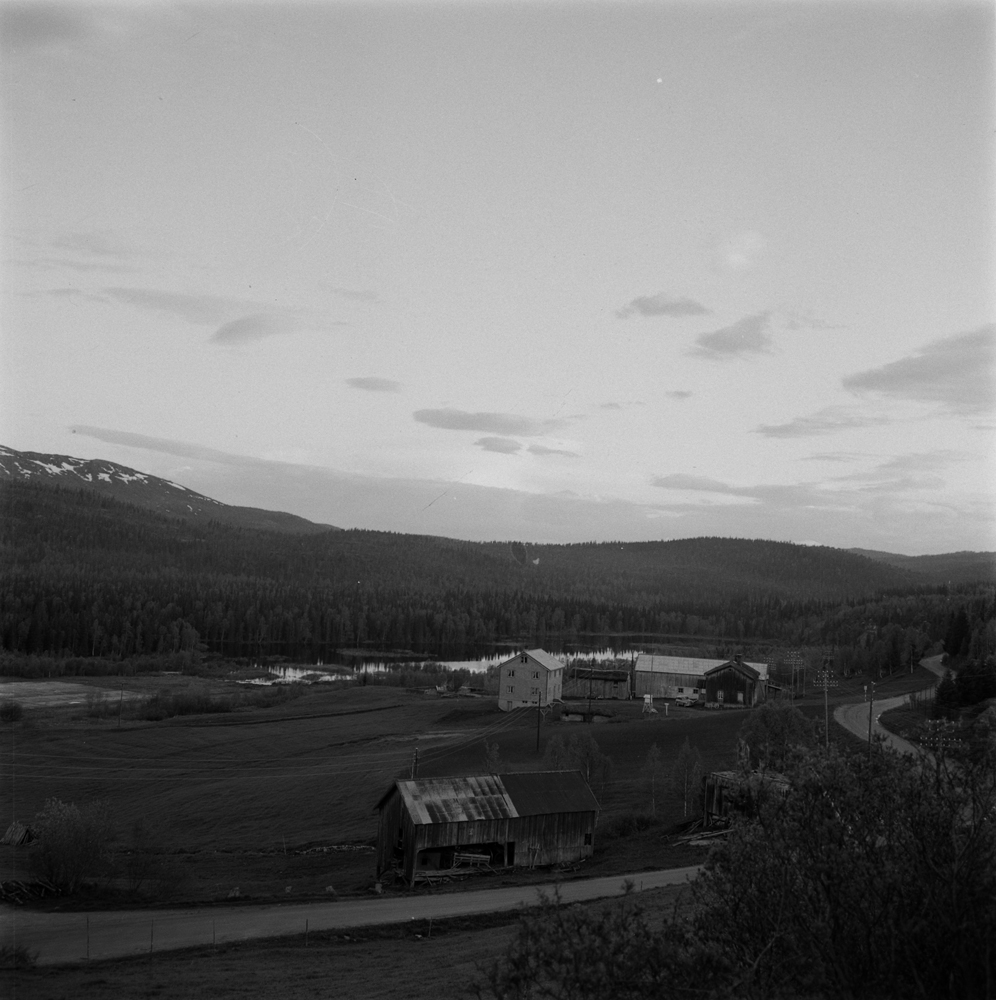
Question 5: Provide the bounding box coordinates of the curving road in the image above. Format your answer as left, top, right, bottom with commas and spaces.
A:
833, 655, 945, 755
1, 866, 700, 966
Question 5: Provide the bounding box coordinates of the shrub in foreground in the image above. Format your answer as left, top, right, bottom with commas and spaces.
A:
481, 731, 996, 1000
31, 798, 114, 894
0, 699, 23, 722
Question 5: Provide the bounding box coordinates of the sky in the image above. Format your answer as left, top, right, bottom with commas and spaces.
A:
2, 0, 994, 555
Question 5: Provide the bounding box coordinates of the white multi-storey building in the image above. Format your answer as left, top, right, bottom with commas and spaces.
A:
497, 649, 564, 712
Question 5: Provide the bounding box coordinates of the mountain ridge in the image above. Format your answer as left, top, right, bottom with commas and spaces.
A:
0, 444, 337, 535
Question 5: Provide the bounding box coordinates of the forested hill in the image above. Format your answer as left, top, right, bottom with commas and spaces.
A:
4, 476, 994, 663
847, 548, 996, 585
0, 444, 336, 535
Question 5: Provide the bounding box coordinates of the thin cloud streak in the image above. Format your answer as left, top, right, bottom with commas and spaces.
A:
414, 409, 564, 436
69, 426, 254, 465
212, 314, 311, 344
346, 377, 401, 392
843, 325, 996, 416
528, 444, 580, 458
476, 437, 521, 454
615, 293, 710, 319
755, 406, 891, 439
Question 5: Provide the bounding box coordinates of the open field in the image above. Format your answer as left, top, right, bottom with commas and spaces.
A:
1, 663, 938, 908
2, 673, 742, 906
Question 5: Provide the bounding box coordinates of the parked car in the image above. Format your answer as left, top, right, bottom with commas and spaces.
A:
674, 696, 697, 708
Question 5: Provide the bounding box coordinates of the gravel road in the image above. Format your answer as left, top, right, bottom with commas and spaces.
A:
2, 866, 700, 966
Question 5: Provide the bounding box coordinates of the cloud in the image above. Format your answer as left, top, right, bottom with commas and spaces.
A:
755, 406, 891, 438
0, 3, 90, 54
528, 444, 580, 458
476, 437, 521, 454
780, 309, 846, 332
689, 312, 773, 359
802, 452, 866, 464
842, 325, 996, 416
65, 427, 994, 551
615, 293, 710, 319
346, 377, 401, 393
104, 287, 246, 324
18, 257, 136, 274
651, 474, 743, 495
600, 402, 622, 410
667, 390, 692, 400
70, 426, 249, 465
52, 231, 134, 259
414, 409, 563, 436
212, 313, 314, 344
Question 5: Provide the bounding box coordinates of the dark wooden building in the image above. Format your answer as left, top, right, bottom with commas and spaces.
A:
374, 771, 599, 884
563, 667, 631, 701
702, 770, 791, 826
704, 658, 765, 708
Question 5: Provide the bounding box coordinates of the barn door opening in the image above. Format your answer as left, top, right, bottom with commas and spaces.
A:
505, 842, 515, 866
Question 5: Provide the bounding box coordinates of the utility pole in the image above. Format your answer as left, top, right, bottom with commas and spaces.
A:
587, 667, 593, 722
411, 745, 419, 779
865, 682, 875, 758
816, 655, 838, 748
535, 689, 542, 753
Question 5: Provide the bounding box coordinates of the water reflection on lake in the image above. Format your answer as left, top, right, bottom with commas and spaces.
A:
241, 647, 644, 686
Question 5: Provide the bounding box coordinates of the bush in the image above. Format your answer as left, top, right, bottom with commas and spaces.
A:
481, 736, 996, 1000
139, 691, 232, 720
0, 699, 23, 722
31, 798, 114, 894
0, 944, 37, 970
602, 812, 659, 840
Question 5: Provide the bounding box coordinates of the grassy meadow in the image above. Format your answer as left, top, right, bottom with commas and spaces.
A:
0, 661, 939, 906
1, 669, 748, 904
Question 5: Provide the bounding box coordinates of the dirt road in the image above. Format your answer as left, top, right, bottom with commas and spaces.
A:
1, 866, 700, 966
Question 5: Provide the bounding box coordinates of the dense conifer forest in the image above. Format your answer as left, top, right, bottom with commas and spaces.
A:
2, 480, 994, 670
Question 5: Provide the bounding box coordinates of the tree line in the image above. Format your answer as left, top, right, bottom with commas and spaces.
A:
2, 480, 993, 670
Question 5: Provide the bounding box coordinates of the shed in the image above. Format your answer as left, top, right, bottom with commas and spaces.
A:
702, 770, 791, 826
704, 658, 765, 708
497, 649, 564, 712
374, 770, 598, 884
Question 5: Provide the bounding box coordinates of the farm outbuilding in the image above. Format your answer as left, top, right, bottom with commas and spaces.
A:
704, 657, 766, 708
497, 649, 564, 711
374, 771, 599, 885
562, 666, 631, 701
635, 654, 768, 704
702, 770, 791, 826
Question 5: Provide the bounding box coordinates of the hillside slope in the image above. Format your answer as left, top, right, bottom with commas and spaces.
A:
0, 445, 336, 535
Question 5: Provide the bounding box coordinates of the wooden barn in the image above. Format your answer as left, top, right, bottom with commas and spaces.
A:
374, 771, 599, 885
497, 649, 564, 711
635, 654, 768, 703
562, 666, 631, 700
703, 657, 766, 708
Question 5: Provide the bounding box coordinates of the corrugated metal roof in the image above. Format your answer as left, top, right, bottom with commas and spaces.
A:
500, 770, 600, 816
380, 771, 598, 825
636, 654, 768, 680
395, 775, 517, 825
